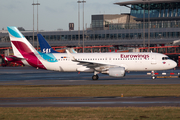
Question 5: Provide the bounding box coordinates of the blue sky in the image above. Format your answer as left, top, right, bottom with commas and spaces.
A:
0, 0, 130, 31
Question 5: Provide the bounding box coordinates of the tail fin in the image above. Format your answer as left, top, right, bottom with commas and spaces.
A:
7, 26, 46, 69
37, 34, 58, 53
7, 26, 37, 57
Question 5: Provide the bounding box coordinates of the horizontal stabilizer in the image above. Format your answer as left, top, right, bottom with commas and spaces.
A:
5, 55, 26, 62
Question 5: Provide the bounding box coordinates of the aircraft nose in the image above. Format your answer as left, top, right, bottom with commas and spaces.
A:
172, 61, 177, 68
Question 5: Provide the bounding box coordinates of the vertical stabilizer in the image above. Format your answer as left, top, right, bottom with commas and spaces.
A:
7, 26, 46, 69
37, 34, 58, 53
7, 26, 37, 56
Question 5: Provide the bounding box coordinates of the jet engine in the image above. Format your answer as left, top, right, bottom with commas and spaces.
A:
108, 67, 125, 77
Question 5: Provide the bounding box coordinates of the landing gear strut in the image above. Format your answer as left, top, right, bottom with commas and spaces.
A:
151, 71, 156, 80
92, 71, 99, 80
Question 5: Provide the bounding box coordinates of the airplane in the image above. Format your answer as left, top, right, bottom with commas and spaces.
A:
37, 34, 77, 53
6, 26, 177, 80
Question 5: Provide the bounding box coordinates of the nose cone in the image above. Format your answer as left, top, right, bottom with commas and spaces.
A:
171, 61, 177, 69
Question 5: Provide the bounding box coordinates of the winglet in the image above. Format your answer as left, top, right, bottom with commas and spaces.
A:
66, 49, 76, 61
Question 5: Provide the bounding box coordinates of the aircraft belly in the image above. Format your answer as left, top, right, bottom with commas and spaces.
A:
58, 63, 77, 72
43, 63, 59, 71
127, 61, 155, 71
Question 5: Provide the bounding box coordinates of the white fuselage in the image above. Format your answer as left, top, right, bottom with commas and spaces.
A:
23, 52, 177, 72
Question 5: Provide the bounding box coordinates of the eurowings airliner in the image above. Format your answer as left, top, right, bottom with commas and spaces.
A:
6, 26, 177, 80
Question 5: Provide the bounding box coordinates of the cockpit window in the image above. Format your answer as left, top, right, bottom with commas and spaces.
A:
162, 57, 169, 60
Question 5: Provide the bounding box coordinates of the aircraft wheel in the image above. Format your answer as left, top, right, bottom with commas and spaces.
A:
151, 76, 156, 80
92, 75, 99, 80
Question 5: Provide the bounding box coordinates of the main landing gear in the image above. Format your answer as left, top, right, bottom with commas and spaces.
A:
151, 71, 156, 80
92, 71, 99, 80
92, 75, 99, 80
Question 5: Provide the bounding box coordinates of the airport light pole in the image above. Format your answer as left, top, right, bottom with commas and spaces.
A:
82, 0, 86, 53
143, 1, 145, 49
36, 0, 40, 51
32, 1, 35, 47
148, 1, 150, 52
77, 1, 81, 47
32, 0, 40, 50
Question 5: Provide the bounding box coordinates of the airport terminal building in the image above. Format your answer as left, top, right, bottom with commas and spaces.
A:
1, 0, 180, 53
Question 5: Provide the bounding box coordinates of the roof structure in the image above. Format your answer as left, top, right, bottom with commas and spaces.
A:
115, 0, 180, 6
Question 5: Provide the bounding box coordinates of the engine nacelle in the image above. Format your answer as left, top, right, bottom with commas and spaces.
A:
108, 67, 125, 77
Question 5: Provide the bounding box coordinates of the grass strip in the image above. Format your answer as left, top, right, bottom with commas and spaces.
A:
0, 107, 180, 120
0, 84, 180, 98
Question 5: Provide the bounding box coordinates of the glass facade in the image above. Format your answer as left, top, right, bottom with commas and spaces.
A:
20, 21, 180, 42
92, 20, 103, 28
109, 21, 180, 30
1, 21, 179, 44
1, 2, 180, 48
131, 3, 180, 18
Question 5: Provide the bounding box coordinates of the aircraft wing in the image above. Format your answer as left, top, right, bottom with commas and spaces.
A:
66, 50, 121, 71
77, 61, 117, 72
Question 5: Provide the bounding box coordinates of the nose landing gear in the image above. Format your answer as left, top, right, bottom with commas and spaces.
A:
151, 71, 156, 80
